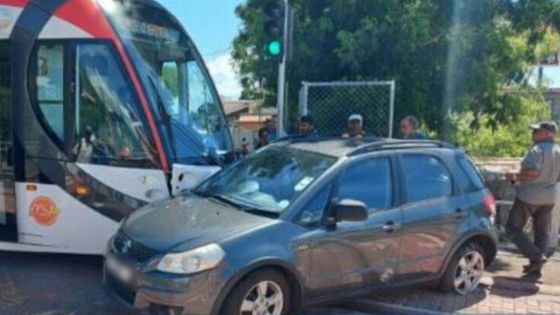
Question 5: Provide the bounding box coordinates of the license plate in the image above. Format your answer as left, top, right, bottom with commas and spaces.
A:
106, 255, 133, 283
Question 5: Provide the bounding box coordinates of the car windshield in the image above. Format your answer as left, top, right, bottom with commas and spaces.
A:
100, 0, 232, 165
196, 146, 337, 215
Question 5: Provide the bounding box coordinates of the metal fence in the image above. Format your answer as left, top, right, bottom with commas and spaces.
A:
298, 81, 395, 138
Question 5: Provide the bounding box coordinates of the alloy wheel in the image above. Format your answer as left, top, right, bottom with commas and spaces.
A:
453, 250, 485, 295
239, 280, 284, 315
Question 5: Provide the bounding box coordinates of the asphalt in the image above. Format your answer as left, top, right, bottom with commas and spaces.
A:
0, 251, 377, 315
4, 249, 554, 315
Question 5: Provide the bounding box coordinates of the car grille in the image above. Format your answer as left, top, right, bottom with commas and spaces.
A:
113, 232, 159, 263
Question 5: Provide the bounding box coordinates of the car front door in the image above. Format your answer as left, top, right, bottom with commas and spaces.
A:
299, 155, 402, 298
396, 153, 463, 280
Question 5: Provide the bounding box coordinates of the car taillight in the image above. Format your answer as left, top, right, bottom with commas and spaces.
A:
483, 193, 496, 217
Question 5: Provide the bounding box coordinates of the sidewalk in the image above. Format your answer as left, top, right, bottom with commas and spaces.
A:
347, 250, 560, 314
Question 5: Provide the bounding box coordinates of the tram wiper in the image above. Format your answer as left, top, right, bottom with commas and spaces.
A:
148, 76, 177, 158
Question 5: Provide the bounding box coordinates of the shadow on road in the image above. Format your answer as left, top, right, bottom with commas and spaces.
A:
486, 257, 514, 273
490, 276, 540, 298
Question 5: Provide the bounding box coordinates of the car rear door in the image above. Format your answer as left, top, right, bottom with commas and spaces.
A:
300, 154, 402, 297
396, 152, 465, 280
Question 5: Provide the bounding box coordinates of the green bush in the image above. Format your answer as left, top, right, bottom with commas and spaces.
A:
436, 87, 552, 158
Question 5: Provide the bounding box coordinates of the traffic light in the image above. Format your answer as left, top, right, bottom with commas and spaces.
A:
263, 0, 285, 59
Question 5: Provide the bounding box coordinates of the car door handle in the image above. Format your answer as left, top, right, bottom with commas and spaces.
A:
455, 208, 466, 220
382, 221, 399, 233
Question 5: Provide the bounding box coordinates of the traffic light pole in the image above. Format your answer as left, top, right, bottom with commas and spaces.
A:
276, 0, 289, 137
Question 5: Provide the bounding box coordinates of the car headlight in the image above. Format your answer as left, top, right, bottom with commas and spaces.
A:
156, 244, 225, 275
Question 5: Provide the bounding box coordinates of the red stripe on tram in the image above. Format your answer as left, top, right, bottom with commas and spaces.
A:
54, 0, 170, 172
0, 0, 29, 7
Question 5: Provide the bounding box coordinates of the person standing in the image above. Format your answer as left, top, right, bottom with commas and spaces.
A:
506, 121, 560, 275
400, 116, 427, 140
264, 117, 277, 141
255, 128, 271, 150
342, 114, 366, 139
298, 115, 316, 136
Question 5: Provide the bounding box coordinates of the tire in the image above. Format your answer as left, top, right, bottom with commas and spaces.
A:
439, 242, 486, 295
221, 269, 291, 315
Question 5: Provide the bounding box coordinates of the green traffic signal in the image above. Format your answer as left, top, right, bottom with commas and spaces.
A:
267, 40, 282, 56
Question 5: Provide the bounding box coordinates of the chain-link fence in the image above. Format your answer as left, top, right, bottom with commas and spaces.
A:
298, 81, 395, 138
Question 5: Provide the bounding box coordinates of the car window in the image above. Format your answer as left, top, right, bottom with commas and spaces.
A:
337, 157, 392, 210
457, 156, 485, 192
35, 45, 64, 141
402, 154, 452, 203
198, 146, 336, 214
297, 184, 333, 226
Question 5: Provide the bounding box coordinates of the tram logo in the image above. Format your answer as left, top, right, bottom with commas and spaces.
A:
0, 8, 13, 31
29, 197, 61, 226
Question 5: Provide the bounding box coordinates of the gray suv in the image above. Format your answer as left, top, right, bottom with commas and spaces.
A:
104, 138, 497, 315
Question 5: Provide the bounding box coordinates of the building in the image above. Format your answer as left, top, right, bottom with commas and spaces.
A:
222, 99, 252, 121
546, 88, 560, 120
221, 97, 277, 151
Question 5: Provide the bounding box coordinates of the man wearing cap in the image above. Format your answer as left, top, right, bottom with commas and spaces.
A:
506, 121, 560, 275
342, 114, 366, 139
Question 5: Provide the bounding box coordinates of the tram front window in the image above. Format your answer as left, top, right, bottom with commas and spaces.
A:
102, 1, 232, 165
31, 42, 160, 168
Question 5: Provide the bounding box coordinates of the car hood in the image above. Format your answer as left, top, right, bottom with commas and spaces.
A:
122, 194, 274, 252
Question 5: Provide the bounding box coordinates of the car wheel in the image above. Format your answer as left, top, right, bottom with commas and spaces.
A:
440, 242, 485, 295
222, 269, 290, 315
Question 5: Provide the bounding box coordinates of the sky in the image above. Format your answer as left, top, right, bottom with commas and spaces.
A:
158, 0, 245, 99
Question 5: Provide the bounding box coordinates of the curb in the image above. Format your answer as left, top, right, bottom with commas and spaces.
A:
342, 300, 449, 315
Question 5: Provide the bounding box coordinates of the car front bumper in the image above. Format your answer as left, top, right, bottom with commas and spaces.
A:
103, 251, 225, 315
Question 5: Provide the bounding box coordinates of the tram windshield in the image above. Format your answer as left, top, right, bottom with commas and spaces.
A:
100, 0, 232, 165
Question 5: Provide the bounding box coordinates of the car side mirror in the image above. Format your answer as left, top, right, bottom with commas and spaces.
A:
332, 199, 368, 222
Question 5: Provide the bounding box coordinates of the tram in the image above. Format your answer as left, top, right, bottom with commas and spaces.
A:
0, 0, 233, 254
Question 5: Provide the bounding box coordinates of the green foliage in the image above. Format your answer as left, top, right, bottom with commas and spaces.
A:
441, 86, 551, 157
162, 65, 179, 98
232, 0, 560, 155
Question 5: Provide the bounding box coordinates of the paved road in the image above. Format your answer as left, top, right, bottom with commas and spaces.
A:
0, 252, 377, 315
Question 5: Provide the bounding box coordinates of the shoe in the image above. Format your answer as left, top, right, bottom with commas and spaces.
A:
523, 258, 547, 274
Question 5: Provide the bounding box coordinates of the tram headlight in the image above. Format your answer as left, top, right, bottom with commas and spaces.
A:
156, 244, 225, 275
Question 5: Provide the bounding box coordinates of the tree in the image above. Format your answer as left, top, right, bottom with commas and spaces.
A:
232, 0, 559, 150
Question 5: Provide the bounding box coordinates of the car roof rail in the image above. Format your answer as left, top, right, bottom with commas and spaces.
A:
274, 133, 352, 144
348, 139, 455, 156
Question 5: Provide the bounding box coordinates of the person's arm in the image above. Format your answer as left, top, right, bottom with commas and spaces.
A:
506, 146, 543, 183
506, 169, 541, 182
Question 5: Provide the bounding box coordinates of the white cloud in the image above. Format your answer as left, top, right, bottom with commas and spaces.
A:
205, 53, 242, 100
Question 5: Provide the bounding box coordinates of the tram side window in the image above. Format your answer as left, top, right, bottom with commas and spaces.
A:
35, 45, 64, 140
74, 44, 156, 167
187, 61, 224, 142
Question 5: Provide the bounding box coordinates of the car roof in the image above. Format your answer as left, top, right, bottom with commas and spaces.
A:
272, 135, 457, 158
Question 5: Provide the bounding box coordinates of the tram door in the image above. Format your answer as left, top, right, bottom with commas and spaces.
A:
0, 41, 16, 241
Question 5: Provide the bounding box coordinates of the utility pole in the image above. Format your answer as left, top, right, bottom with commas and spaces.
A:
263, 0, 289, 137
276, 0, 289, 137
276, 0, 290, 137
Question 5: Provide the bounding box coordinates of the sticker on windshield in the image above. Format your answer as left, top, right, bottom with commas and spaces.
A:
278, 200, 290, 209
294, 176, 314, 192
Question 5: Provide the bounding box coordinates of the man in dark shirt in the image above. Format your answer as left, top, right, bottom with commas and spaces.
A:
255, 128, 270, 150
298, 115, 316, 136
